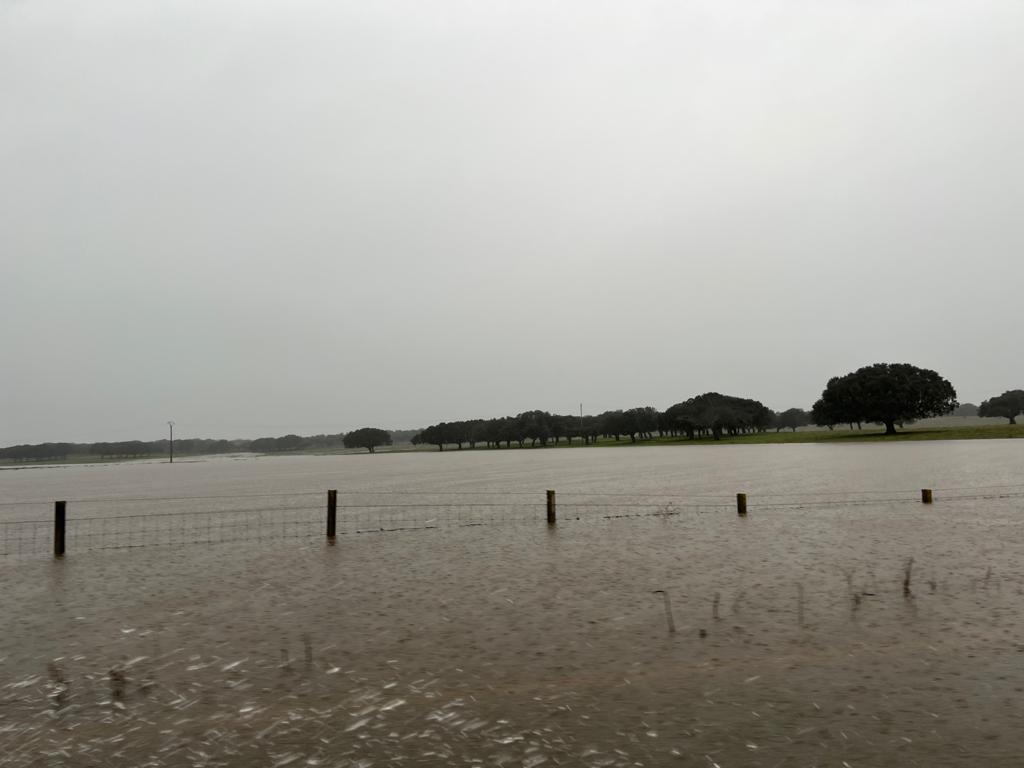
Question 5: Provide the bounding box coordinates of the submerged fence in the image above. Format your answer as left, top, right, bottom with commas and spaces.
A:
2, 485, 1024, 558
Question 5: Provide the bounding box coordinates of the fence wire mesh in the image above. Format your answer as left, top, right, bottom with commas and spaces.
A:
0, 519, 51, 556
1, 484, 1022, 558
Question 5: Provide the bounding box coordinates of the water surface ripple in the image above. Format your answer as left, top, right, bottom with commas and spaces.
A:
2, 442, 1022, 766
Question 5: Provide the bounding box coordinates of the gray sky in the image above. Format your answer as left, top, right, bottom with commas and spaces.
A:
3, 0, 1023, 443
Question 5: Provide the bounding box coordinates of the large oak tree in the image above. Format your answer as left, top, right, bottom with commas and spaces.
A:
812, 363, 957, 435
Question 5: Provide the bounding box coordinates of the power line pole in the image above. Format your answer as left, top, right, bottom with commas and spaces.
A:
168, 421, 175, 464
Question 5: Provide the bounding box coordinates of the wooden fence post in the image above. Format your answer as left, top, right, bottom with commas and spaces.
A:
736, 493, 748, 516
546, 490, 556, 525
921, 488, 933, 504
327, 490, 337, 540
54, 501, 66, 557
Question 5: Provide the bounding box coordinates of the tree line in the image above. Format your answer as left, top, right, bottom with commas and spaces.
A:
411, 393, 802, 451
4, 364, 1020, 462
0, 438, 242, 462
0, 429, 411, 462
410, 363, 1017, 449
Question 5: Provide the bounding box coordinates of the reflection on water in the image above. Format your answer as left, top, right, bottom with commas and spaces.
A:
2, 444, 1023, 766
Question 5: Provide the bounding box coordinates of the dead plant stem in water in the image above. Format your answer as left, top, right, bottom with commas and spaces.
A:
653, 590, 676, 634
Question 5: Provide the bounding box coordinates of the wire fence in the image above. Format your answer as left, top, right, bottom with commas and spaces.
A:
2, 484, 1023, 558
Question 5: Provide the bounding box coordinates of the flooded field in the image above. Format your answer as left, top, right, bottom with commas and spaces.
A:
2, 442, 1024, 766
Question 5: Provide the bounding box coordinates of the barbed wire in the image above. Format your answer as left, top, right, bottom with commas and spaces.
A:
71, 504, 325, 521
933, 482, 1024, 492
741, 489, 921, 498
931, 491, 1024, 501
751, 497, 920, 509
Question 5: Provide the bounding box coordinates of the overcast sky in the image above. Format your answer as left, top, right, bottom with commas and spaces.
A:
2, 0, 1022, 443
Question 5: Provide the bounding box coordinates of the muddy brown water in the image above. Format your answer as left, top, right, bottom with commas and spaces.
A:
2, 442, 1023, 766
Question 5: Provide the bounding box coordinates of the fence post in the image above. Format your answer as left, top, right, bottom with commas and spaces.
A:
736, 493, 747, 516
54, 501, 66, 557
546, 490, 556, 525
327, 490, 337, 540
921, 488, 933, 504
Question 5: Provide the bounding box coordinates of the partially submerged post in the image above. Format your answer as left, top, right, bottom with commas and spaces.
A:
921, 488, 933, 504
326, 490, 337, 541
546, 490, 556, 525
736, 493, 748, 516
54, 501, 66, 557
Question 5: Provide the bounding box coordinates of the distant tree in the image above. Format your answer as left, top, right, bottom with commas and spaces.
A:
445, 421, 468, 450
549, 414, 571, 445
811, 373, 864, 430
342, 427, 392, 453
516, 411, 552, 447
664, 393, 773, 440
276, 434, 308, 451
416, 423, 450, 451
451, 421, 473, 448
118, 440, 151, 457
483, 417, 507, 448
812, 363, 957, 435
621, 406, 659, 442
597, 410, 625, 441
580, 414, 602, 445
249, 437, 279, 453
810, 400, 836, 431
774, 407, 811, 432
657, 409, 676, 437
467, 419, 489, 449
953, 403, 979, 418
978, 390, 1024, 424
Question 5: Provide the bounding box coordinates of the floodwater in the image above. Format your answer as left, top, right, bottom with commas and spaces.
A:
2, 442, 1023, 766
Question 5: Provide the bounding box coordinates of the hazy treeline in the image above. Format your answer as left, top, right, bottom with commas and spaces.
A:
0, 430, 421, 463
0, 435, 346, 462
0, 438, 241, 462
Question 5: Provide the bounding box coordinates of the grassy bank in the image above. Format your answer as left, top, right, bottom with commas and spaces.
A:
630, 422, 1024, 446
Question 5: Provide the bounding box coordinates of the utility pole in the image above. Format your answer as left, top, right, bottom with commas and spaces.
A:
579, 403, 584, 445
168, 421, 175, 464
